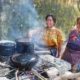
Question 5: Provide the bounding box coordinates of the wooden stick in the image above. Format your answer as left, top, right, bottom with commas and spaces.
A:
32, 68, 48, 80
15, 69, 19, 80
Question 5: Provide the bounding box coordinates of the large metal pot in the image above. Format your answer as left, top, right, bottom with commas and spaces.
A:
0, 40, 16, 56
16, 38, 34, 54
10, 53, 38, 71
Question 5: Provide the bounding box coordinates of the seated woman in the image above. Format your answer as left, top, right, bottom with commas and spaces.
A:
62, 17, 80, 71
31, 14, 63, 57
43, 14, 63, 57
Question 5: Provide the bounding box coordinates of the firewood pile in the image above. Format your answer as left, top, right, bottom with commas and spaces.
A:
0, 55, 80, 80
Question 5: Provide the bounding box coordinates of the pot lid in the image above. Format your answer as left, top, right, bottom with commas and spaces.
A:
0, 40, 16, 44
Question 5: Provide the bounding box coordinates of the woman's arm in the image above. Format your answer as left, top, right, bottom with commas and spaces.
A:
57, 30, 64, 57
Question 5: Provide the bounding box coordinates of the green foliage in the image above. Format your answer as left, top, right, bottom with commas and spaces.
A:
34, 0, 80, 37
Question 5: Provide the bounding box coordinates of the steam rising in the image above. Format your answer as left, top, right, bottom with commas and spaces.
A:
0, 0, 43, 40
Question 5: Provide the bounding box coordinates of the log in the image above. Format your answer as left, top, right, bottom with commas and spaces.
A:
54, 71, 80, 80
0, 62, 11, 68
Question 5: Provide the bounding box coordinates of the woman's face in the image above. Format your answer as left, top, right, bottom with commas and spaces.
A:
77, 19, 80, 30
46, 16, 55, 28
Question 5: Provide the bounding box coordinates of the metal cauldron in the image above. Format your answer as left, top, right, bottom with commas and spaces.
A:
10, 53, 38, 71
0, 40, 16, 56
16, 38, 34, 54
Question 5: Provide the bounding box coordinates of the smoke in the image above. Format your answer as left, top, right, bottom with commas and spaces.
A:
0, 0, 43, 40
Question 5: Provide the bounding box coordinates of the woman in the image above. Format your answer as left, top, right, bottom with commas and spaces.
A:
43, 14, 63, 57
62, 17, 80, 71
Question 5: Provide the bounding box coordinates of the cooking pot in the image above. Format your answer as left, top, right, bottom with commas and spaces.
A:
0, 40, 16, 56
16, 38, 34, 54
10, 53, 38, 71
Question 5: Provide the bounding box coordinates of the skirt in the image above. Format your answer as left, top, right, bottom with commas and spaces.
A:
62, 47, 80, 65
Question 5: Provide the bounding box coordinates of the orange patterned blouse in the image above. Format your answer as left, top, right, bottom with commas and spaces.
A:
43, 27, 63, 49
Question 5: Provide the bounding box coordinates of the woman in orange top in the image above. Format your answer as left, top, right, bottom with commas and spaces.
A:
43, 14, 63, 57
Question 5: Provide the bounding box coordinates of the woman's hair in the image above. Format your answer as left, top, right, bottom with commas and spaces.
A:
45, 14, 56, 23
77, 17, 80, 23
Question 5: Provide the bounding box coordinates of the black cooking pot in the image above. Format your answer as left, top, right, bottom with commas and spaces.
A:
10, 53, 38, 71
0, 40, 16, 56
16, 38, 34, 54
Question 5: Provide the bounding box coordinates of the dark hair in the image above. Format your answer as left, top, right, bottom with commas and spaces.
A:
45, 14, 56, 23
77, 17, 80, 23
